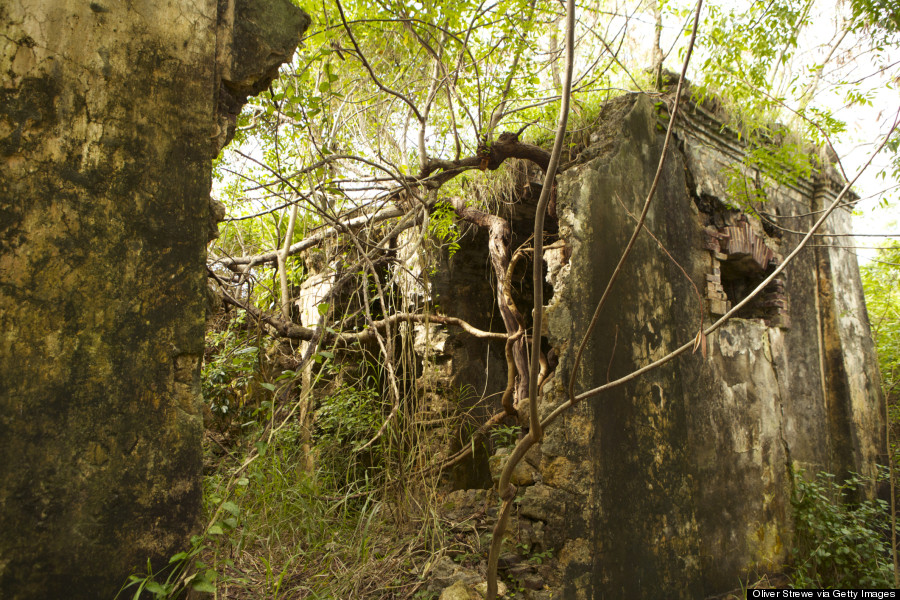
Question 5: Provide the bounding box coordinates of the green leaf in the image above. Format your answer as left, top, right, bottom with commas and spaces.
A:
256, 441, 268, 457
144, 581, 169, 595
191, 570, 218, 593
192, 580, 216, 593
222, 501, 240, 517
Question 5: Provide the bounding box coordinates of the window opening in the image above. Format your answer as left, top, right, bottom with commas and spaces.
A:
703, 217, 789, 328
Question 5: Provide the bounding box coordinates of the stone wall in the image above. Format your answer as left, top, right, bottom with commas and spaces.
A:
410, 200, 542, 488
426, 94, 884, 598
0, 1, 308, 598
535, 95, 884, 598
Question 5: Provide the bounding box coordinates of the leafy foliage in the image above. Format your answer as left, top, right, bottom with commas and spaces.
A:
720, 130, 815, 210
315, 382, 381, 448
861, 243, 900, 391
118, 534, 217, 599
426, 200, 462, 259
700, 0, 812, 98
202, 318, 262, 419
314, 377, 390, 487
790, 469, 893, 588
692, 0, 895, 212
849, 0, 900, 45
491, 424, 521, 449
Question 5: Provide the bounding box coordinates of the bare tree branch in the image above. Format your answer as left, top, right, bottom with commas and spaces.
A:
218, 135, 551, 271
214, 276, 509, 344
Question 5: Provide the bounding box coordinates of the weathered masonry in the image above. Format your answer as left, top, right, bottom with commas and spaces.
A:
427, 94, 884, 598
0, 1, 308, 598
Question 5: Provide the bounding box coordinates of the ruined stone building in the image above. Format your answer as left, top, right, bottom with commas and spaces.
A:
419, 94, 884, 598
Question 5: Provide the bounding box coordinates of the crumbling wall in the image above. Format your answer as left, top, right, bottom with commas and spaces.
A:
401, 185, 548, 488
426, 94, 883, 599
533, 95, 884, 598
408, 226, 510, 488
0, 1, 308, 598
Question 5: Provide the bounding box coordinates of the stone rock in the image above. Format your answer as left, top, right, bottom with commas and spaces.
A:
522, 574, 545, 590
523, 591, 554, 600
507, 564, 538, 586
442, 488, 489, 524
518, 484, 565, 522
207, 197, 227, 241
440, 580, 476, 600
473, 580, 508, 598
489, 448, 537, 486
497, 552, 522, 570
215, 0, 311, 149
523, 442, 542, 469
415, 323, 449, 356
532, 520, 546, 545
0, 1, 308, 598
428, 556, 482, 592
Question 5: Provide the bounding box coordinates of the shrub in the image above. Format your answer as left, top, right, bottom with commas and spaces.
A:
790, 469, 894, 588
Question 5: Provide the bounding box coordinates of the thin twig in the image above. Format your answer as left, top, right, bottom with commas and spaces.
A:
333, 0, 424, 123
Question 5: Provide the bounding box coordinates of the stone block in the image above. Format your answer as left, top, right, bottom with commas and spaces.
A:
709, 298, 730, 315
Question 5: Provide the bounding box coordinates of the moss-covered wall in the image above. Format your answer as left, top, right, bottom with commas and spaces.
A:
391, 91, 881, 599
0, 1, 308, 598
533, 95, 884, 598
